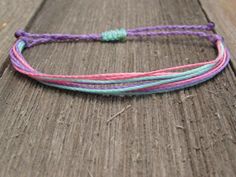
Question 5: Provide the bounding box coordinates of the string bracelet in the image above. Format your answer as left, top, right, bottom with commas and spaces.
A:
9, 22, 230, 96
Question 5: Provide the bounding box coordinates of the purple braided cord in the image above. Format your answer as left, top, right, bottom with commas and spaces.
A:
15, 22, 221, 48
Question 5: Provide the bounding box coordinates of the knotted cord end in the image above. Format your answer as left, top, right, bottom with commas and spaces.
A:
14, 30, 43, 48
15, 29, 27, 38
208, 34, 224, 44
206, 22, 215, 30
101, 28, 127, 42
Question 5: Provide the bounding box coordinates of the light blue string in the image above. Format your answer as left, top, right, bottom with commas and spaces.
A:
16, 40, 224, 96
40, 64, 213, 95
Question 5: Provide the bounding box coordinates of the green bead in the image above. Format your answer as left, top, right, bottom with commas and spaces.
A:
101, 28, 127, 42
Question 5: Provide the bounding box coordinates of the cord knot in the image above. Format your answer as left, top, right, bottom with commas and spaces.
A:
101, 28, 127, 42
15, 29, 27, 38
214, 34, 224, 42
206, 22, 215, 30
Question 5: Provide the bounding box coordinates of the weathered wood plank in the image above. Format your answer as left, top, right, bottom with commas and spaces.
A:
200, 0, 236, 72
0, 0, 235, 177
0, 0, 45, 76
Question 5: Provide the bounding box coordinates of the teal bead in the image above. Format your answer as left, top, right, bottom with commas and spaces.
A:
101, 28, 127, 42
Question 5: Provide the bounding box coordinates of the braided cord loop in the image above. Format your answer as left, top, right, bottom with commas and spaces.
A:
10, 22, 230, 96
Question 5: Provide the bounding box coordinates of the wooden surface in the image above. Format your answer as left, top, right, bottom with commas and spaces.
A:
0, 0, 45, 75
0, 0, 236, 177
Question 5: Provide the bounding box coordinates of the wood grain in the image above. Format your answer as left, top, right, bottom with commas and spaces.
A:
0, 0, 45, 76
0, 0, 235, 176
200, 0, 236, 72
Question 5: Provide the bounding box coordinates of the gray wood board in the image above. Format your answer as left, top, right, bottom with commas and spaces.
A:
0, 0, 235, 176
0, 0, 45, 76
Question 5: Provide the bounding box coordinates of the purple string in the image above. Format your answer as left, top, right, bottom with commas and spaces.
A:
15, 22, 221, 48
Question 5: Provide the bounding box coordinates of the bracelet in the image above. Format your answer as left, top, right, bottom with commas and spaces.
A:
9, 22, 230, 96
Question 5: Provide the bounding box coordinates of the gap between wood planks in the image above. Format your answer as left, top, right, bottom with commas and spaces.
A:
0, 22, 9, 77
0, 0, 47, 78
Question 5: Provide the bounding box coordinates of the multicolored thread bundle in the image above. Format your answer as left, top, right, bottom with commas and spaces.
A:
9, 22, 230, 96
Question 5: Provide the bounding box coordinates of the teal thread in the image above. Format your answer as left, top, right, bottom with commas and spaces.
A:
101, 28, 127, 42
41, 64, 215, 84
18, 41, 26, 52
16, 40, 222, 95
41, 64, 214, 95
